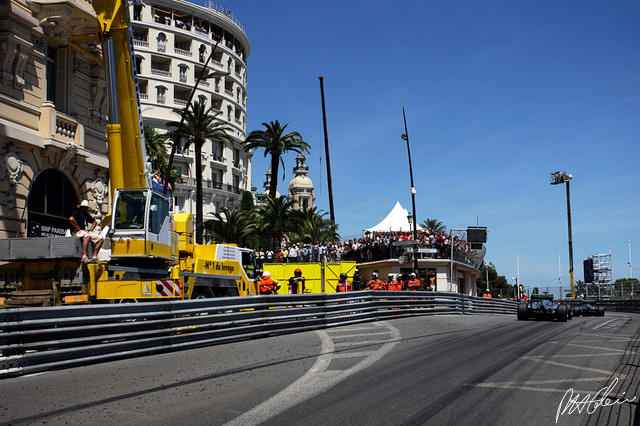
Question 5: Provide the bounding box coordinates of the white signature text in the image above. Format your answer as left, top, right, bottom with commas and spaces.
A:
556, 378, 637, 423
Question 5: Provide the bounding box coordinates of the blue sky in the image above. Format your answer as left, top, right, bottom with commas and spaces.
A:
201, 0, 639, 293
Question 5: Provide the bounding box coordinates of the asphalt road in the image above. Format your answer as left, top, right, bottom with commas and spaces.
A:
1, 312, 638, 425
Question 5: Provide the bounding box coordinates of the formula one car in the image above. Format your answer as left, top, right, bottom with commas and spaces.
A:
517, 293, 571, 322
573, 299, 605, 317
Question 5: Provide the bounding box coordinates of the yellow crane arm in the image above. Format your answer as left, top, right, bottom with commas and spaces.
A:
93, 0, 149, 197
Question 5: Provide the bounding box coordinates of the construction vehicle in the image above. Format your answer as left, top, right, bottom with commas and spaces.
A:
0, 0, 258, 306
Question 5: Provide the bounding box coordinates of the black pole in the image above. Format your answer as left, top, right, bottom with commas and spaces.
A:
318, 76, 335, 223
164, 40, 221, 195
402, 107, 418, 275
566, 179, 575, 298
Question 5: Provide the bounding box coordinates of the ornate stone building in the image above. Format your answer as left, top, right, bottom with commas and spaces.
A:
0, 0, 251, 239
0, 0, 109, 238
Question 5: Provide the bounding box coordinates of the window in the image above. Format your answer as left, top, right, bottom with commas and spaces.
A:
46, 46, 69, 112
133, 4, 142, 20
198, 95, 206, 106
157, 86, 166, 104
174, 195, 184, 212
179, 65, 187, 82
157, 33, 166, 52
135, 56, 143, 75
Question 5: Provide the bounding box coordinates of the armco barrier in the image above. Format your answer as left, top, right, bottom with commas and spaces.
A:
0, 291, 517, 378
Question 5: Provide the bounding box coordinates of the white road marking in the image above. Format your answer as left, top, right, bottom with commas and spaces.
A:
592, 318, 618, 329
520, 356, 622, 375
225, 322, 401, 426
332, 351, 377, 359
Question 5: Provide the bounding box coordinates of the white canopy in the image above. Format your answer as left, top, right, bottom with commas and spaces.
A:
364, 201, 412, 233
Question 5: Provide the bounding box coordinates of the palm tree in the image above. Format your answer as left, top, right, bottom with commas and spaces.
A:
296, 207, 339, 243
144, 125, 169, 173
202, 208, 256, 247
420, 218, 447, 234
243, 121, 310, 199
144, 125, 179, 187
257, 196, 300, 250
168, 103, 233, 244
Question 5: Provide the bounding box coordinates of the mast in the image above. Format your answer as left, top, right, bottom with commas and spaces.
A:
318, 76, 335, 223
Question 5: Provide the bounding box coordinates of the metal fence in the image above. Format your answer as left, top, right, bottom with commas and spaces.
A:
0, 292, 517, 378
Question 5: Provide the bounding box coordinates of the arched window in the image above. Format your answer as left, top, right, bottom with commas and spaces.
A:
157, 86, 166, 104
179, 64, 188, 82
27, 169, 78, 237
157, 33, 166, 52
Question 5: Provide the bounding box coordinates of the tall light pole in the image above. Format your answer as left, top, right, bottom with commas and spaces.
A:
551, 171, 575, 298
401, 107, 418, 275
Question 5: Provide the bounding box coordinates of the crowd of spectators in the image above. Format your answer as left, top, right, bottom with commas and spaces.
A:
256, 230, 482, 268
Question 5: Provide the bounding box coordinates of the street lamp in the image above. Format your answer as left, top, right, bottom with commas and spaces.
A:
401, 107, 418, 275
550, 171, 574, 298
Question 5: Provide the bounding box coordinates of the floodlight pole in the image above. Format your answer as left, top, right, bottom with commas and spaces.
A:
551, 171, 575, 298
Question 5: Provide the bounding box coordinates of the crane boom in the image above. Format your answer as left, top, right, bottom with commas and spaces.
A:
93, 0, 149, 196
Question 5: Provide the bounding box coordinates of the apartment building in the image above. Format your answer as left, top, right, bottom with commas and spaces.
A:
130, 0, 251, 217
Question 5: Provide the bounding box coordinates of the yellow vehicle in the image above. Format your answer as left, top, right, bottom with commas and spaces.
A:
0, 0, 257, 306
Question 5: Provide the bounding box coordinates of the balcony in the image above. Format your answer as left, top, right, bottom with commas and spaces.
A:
139, 93, 149, 100
151, 69, 171, 78
174, 47, 192, 57
133, 40, 149, 48
39, 102, 84, 147
174, 99, 188, 107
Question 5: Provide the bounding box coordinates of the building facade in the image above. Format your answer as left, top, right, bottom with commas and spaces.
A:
0, 0, 250, 240
0, 0, 109, 239
130, 0, 251, 218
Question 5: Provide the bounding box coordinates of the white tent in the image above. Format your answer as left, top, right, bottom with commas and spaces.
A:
363, 201, 412, 233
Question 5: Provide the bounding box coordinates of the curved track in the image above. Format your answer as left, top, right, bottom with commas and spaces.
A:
1, 313, 638, 425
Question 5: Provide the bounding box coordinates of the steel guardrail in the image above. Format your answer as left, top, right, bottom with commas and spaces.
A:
0, 291, 517, 378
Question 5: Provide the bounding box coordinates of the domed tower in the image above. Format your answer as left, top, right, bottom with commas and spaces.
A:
288, 154, 316, 211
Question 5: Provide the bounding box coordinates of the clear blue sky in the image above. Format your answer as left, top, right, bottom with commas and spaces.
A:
201, 0, 639, 293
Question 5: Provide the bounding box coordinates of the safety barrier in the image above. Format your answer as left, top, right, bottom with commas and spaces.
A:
0, 291, 517, 378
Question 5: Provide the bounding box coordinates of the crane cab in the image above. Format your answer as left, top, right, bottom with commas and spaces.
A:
110, 188, 178, 263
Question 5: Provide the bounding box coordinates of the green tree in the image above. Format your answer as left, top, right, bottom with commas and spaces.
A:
168, 103, 233, 244
295, 207, 339, 244
243, 121, 310, 199
144, 125, 169, 173
420, 218, 447, 234
202, 208, 256, 247
257, 196, 300, 250
476, 262, 510, 298
240, 190, 255, 212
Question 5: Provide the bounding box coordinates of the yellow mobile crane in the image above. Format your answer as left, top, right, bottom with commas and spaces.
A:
0, 0, 258, 306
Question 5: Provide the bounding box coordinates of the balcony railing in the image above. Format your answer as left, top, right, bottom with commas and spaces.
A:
151, 69, 171, 78
174, 99, 188, 107
39, 102, 84, 147
133, 40, 149, 48
139, 93, 149, 100
174, 47, 192, 57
